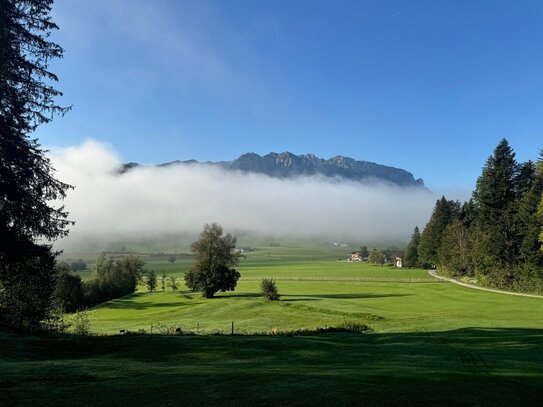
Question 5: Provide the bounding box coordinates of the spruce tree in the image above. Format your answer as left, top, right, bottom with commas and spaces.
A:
418, 197, 460, 268
472, 139, 521, 268
539, 194, 543, 251
0, 1, 72, 330
403, 226, 421, 268
517, 152, 543, 267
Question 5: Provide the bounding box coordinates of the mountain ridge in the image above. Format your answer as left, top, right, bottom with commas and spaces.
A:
122, 151, 425, 188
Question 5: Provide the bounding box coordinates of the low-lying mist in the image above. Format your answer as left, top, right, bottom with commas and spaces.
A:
50, 140, 438, 253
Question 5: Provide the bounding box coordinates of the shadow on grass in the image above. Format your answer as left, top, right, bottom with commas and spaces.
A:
213, 293, 412, 301
281, 293, 411, 300
1, 328, 543, 405
97, 300, 193, 310
214, 293, 263, 299
277, 298, 320, 302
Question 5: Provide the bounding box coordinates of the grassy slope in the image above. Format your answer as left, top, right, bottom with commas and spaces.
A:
87, 247, 543, 335
89, 280, 543, 335
4, 243, 543, 405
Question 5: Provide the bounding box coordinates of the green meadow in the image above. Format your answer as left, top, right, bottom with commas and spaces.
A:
3, 243, 543, 405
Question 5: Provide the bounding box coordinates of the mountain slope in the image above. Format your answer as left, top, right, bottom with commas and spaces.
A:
123, 151, 425, 188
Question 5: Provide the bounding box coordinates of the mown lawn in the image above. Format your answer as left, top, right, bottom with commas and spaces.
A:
6, 244, 543, 405
1, 328, 543, 406
87, 279, 543, 335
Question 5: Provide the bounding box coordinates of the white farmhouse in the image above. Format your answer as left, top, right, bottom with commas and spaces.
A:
395, 257, 403, 268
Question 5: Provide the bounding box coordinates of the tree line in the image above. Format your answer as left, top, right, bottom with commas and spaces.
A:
54, 255, 146, 313
404, 139, 543, 293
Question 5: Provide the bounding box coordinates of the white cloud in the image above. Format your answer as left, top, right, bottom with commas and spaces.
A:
50, 140, 437, 251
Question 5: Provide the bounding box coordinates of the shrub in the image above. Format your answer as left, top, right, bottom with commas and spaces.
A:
42, 311, 71, 334
339, 320, 371, 332
260, 278, 280, 301
72, 311, 91, 335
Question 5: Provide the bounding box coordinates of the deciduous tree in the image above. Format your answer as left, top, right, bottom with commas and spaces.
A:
437, 220, 472, 276
147, 271, 157, 293
169, 275, 178, 292
184, 223, 241, 298
368, 248, 385, 267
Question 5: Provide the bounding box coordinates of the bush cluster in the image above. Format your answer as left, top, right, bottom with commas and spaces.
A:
53, 254, 145, 312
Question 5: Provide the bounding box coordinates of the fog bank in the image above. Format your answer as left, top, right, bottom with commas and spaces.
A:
50, 140, 438, 252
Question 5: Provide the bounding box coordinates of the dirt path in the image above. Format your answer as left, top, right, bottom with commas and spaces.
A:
428, 270, 543, 299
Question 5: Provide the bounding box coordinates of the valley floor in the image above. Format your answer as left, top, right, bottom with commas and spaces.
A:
3, 245, 543, 405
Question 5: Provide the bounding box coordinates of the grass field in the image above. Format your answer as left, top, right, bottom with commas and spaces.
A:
3, 243, 543, 405
88, 279, 543, 335
2, 329, 543, 406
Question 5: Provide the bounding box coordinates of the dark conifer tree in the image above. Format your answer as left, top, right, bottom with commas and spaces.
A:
459, 199, 477, 228
0, 1, 72, 330
517, 152, 543, 267
472, 139, 521, 268
404, 226, 421, 268
539, 194, 543, 250
418, 197, 460, 268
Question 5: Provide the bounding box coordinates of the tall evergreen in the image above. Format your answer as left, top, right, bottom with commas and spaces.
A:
539, 194, 543, 250
459, 199, 477, 228
418, 197, 460, 268
472, 139, 521, 268
403, 226, 421, 267
517, 152, 543, 267
0, 1, 72, 330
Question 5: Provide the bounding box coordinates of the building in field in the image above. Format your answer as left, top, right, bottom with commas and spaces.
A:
349, 252, 361, 261
395, 257, 403, 268
349, 252, 367, 262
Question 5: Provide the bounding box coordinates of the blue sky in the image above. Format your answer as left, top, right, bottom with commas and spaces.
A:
38, 0, 543, 190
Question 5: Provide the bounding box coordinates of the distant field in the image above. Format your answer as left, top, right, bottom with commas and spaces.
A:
81, 244, 543, 335
73, 244, 429, 280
